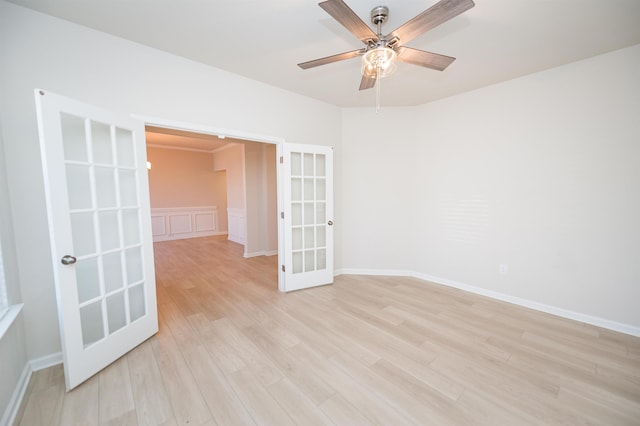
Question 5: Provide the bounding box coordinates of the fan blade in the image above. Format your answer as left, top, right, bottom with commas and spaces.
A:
387, 0, 475, 45
298, 49, 364, 69
359, 75, 376, 91
320, 0, 378, 44
396, 46, 455, 71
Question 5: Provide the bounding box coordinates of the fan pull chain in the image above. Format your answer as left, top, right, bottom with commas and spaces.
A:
375, 65, 381, 113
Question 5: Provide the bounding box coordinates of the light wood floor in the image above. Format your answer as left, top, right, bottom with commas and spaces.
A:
16, 235, 640, 425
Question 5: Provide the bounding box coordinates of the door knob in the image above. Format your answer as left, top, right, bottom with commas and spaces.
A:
61, 255, 77, 265
327, 220, 333, 226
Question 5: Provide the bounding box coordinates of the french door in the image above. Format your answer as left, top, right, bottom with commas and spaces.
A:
280, 143, 334, 291
35, 90, 157, 390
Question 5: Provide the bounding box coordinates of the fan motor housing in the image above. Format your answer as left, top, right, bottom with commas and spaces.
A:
371, 6, 389, 25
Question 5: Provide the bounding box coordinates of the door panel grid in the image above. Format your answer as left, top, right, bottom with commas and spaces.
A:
38, 90, 158, 390
290, 152, 327, 274
62, 113, 147, 348
282, 143, 333, 291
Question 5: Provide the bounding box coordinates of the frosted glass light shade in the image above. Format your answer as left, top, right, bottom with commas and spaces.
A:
361, 47, 397, 78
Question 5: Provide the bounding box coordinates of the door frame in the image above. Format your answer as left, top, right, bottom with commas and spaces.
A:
132, 115, 288, 291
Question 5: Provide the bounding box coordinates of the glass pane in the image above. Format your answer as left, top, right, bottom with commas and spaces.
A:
119, 170, 138, 207
99, 211, 120, 251
316, 226, 326, 247
304, 203, 314, 226
95, 167, 116, 208
91, 121, 113, 165
70, 212, 96, 256
316, 154, 326, 177
75, 257, 100, 303
116, 128, 135, 167
303, 154, 314, 177
304, 178, 314, 201
125, 246, 143, 284
290, 152, 301, 176
292, 228, 302, 250
304, 250, 315, 272
61, 113, 87, 162
129, 284, 146, 322
292, 203, 302, 226
316, 179, 326, 201
317, 249, 327, 270
122, 209, 140, 246
316, 203, 326, 224
80, 301, 104, 347
106, 291, 127, 334
304, 226, 315, 249
292, 252, 303, 274
103, 251, 124, 293
65, 164, 92, 210
291, 178, 302, 202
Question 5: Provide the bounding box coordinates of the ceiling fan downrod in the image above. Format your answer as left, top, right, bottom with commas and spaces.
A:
370, 5, 388, 46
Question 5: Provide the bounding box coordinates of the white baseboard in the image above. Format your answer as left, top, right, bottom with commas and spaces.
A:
244, 250, 278, 258
1, 352, 62, 426
334, 268, 640, 337
30, 351, 63, 372
1, 363, 31, 426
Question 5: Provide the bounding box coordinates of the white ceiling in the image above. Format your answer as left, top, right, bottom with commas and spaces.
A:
8, 0, 640, 107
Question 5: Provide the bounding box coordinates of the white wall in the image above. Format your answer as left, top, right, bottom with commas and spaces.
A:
339, 107, 419, 271
0, 112, 29, 425
244, 142, 278, 257
213, 145, 246, 210
0, 0, 341, 360
146, 146, 225, 211
341, 44, 640, 331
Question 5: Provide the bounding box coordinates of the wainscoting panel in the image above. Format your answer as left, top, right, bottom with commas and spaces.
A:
227, 208, 246, 245
151, 206, 224, 242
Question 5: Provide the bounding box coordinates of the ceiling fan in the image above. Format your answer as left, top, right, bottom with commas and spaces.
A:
298, 0, 475, 91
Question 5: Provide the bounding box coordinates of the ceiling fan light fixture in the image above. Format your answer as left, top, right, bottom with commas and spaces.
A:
361, 46, 397, 79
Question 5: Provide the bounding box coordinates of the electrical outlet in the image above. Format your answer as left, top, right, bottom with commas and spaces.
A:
499, 264, 508, 275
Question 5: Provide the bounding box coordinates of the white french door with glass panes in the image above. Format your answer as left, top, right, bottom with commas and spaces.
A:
35, 90, 157, 390
281, 143, 334, 291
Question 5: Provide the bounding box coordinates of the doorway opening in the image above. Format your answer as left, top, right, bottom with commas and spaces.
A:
143, 124, 280, 289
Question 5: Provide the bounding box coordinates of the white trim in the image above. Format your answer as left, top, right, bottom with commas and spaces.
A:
335, 268, 640, 337
0, 351, 63, 426
134, 114, 286, 298
1, 361, 30, 426
131, 114, 285, 145
147, 142, 240, 154
29, 351, 63, 372
244, 250, 278, 258
0, 303, 22, 341
227, 208, 247, 245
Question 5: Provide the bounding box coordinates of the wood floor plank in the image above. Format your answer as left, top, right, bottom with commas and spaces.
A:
98, 355, 136, 424
151, 317, 212, 426
318, 394, 373, 426
58, 374, 100, 425
17, 236, 640, 426
182, 344, 256, 425
227, 367, 296, 426
241, 323, 337, 405
291, 342, 414, 425
18, 374, 64, 426
127, 339, 176, 425
268, 378, 334, 426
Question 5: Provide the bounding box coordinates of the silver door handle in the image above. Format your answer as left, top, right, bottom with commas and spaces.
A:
327, 220, 333, 226
61, 255, 77, 265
